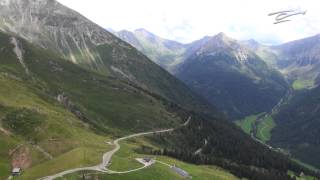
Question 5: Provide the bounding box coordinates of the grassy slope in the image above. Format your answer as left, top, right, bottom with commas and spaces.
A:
0, 131, 20, 178
236, 113, 275, 143
236, 113, 264, 134
0, 75, 113, 180
107, 137, 238, 180
27, 44, 181, 134
60, 137, 239, 180
288, 170, 317, 180
257, 116, 275, 142
292, 79, 315, 90
0, 32, 187, 179
96, 43, 216, 118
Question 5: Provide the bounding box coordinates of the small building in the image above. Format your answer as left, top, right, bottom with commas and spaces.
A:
12, 167, 21, 176
143, 157, 152, 163
136, 157, 155, 166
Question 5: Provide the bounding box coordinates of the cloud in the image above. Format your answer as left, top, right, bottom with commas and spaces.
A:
57, 0, 320, 44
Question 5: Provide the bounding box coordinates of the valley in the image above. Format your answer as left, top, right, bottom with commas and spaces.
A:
114, 28, 320, 175
0, 0, 319, 180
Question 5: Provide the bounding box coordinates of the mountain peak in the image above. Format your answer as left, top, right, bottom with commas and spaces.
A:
216, 32, 228, 38
193, 32, 253, 63
241, 39, 261, 49
134, 28, 154, 35
118, 29, 132, 34
134, 28, 149, 32
211, 32, 233, 44
199, 32, 236, 51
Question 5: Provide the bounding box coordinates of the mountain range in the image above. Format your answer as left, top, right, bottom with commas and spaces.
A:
113, 29, 289, 119
0, 0, 319, 179
243, 35, 320, 89
244, 35, 320, 168
1, 0, 316, 179
0, 0, 216, 115
112, 28, 320, 170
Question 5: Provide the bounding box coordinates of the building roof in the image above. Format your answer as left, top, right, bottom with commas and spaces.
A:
12, 168, 21, 173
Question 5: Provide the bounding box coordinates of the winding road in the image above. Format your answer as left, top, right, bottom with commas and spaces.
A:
38, 117, 191, 180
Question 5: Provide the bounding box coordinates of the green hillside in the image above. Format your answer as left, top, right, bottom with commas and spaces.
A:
236, 113, 264, 134
0, 31, 186, 179
58, 137, 239, 180
271, 86, 320, 168
0, 0, 215, 117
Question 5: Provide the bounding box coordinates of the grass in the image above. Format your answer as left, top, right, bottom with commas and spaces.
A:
0, 28, 233, 180
101, 138, 238, 180
60, 136, 239, 180
3, 108, 44, 141
20, 145, 111, 180
108, 142, 143, 171
0, 32, 186, 179
288, 170, 317, 180
291, 158, 320, 172
236, 113, 264, 134
0, 132, 21, 179
0, 75, 114, 179
257, 116, 275, 142
292, 79, 315, 90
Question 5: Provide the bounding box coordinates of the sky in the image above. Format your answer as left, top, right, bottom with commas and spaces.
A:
57, 0, 320, 45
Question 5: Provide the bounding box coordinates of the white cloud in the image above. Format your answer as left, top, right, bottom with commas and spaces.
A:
57, 0, 320, 44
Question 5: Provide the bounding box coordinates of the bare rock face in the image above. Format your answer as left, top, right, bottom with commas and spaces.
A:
11, 146, 32, 169
193, 32, 251, 63
10, 37, 30, 75
0, 0, 129, 69
56, 93, 87, 121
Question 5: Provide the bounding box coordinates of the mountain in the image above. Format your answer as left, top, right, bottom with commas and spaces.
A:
274, 34, 320, 89
113, 28, 320, 170
0, 0, 317, 179
176, 33, 289, 119
0, 0, 215, 115
241, 39, 279, 66
114, 30, 289, 119
114, 28, 186, 72
243, 35, 320, 90
0, 30, 192, 179
241, 35, 320, 168
0, 30, 313, 180
271, 86, 320, 168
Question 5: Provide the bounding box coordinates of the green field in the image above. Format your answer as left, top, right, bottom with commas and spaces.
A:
59, 137, 239, 180
236, 113, 264, 134
288, 170, 317, 180
292, 79, 315, 90
104, 138, 239, 180
256, 116, 275, 142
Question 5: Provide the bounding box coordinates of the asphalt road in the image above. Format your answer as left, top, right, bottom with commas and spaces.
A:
38, 117, 191, 180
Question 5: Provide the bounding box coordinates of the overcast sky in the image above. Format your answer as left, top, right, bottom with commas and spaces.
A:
57, 0, 320, 45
